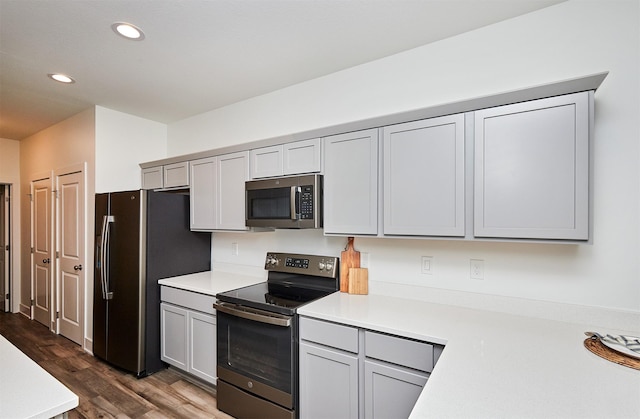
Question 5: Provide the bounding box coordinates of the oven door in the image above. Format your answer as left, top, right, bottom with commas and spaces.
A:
215, 302, 296, 410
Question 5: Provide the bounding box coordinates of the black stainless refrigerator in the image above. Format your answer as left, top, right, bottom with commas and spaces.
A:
94, 190, 211, 377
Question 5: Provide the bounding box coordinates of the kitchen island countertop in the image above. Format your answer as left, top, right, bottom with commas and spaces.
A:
0, 334, 78, 418
298, 292, 640, 419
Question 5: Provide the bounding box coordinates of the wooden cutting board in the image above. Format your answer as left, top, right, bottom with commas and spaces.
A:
340, 237, 360, 292
348, 268, 368, 295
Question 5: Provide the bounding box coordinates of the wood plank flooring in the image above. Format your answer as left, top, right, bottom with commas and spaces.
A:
0, 312, 234, 418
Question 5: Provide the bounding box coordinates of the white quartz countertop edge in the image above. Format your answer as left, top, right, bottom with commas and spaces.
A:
297, 292, 640, 419
158, 269, 266, 296
0, 335, 78, 419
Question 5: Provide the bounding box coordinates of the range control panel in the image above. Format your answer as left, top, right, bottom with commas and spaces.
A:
265, 252, 338, 279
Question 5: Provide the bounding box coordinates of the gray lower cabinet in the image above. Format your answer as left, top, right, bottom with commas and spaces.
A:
160, 287, 217, 384
299, 316, 440, 419
364, 360, 428, 419
160, 302, 189, 370
299, 342, 359, 419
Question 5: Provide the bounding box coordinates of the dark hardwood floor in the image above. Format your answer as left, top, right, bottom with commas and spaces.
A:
0, 312, 233, 418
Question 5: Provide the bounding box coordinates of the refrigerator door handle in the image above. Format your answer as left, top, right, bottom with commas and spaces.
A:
100, 215, 115, 300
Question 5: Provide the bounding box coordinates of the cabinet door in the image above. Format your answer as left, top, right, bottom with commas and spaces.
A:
283, 138, 321, 175
189, 311, 217, 384
323, 130, 378, 235
163, 161, 189, 189
364, 360, 428, 419
474, 92, 589, 240
216, 151, 249, 231
141, 166, 163, 190
299, 342, 359, 419
250, 145, 283, 179
160, 302, 188, 370
189, 157, 216, 230
383, 114, 465, 236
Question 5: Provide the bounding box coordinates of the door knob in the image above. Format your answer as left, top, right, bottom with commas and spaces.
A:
74, 265, 83, 271
43, 258, 50, 264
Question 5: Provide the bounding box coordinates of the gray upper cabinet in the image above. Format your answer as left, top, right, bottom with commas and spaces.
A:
283, 138, 321, 175
474, 92, 590, 240
141, 166, 163, 190
383, 114, 466, 237
189, 156, 216, 230
323, 129, 379, 235
216, 151, 250, 231
142, 162, 189, 190
163, 161, 189, 189
190, 152, 249, 231
141, 74, 604, 243
250, 138, 321, 179
249, 144, 282, 179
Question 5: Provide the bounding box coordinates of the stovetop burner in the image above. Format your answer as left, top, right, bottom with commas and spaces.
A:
216, 252, 340, 315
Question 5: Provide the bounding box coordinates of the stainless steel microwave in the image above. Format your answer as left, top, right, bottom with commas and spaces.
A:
245, 174, 322, 229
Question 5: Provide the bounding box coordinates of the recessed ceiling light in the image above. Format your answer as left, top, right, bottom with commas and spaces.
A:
111, 22, 145, 40
48, 73, 75, 84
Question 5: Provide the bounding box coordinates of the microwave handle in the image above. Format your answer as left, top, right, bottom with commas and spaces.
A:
290, 186, 301, 220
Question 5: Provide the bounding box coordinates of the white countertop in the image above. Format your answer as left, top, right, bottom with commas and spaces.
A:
0, 335, 78, 419
158, 269, 266, 296
298, 292, 640, 419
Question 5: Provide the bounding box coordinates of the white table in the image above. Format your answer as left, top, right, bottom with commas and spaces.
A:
0, 335, 78, 419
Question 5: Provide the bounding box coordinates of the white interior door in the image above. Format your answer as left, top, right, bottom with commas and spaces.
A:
56, 169, 85, 345
0, 185, 8, 312
32, 177, 52, 327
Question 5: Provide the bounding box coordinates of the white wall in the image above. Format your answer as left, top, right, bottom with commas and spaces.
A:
19, 108, 96, 348
95, 106, 168, 193
0, 138, 21, 313
168, 1, 639, 313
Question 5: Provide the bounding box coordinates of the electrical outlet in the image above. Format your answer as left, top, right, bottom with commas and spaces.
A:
421, 256, 433, 275
470, 259, 484, 280
231, 242, 239, 256
360, 252, 369, 268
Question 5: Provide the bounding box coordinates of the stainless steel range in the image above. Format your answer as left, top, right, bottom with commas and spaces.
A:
215, 252, 339, 419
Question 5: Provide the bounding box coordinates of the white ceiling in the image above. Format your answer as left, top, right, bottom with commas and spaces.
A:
0, 0, 564, 141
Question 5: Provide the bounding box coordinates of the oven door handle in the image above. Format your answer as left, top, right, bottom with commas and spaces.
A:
214, 302, 292, 327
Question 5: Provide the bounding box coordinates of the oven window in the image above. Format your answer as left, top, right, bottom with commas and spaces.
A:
218, 311, 294, 394
247, 188, 292, 220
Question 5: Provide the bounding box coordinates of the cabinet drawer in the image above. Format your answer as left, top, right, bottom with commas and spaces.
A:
161, 286, 215, 315
365, 331, 434, 373
300, 317, 359, 353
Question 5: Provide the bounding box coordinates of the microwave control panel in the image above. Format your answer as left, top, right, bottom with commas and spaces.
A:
299, 185, 314, 219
